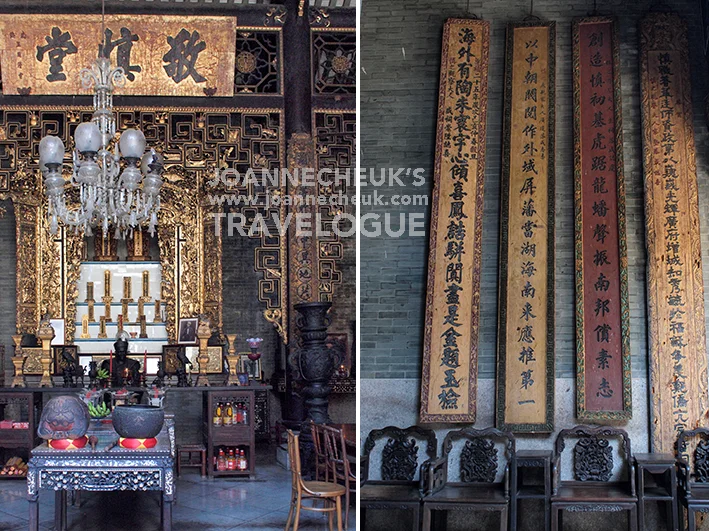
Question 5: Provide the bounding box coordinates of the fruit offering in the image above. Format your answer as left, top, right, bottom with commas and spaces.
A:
0, 457, 27, 477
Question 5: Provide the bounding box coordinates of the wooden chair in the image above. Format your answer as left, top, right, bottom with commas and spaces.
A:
321, 424, 356, 529
676, 427, 709, 531
420, 427, 516, 531
286, 430, 346, 531
551, 425, 637, 531
310, 420, 329, 481
360, 425, 437, 531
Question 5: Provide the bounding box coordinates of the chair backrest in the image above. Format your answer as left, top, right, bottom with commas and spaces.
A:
321, 424, 351, 481
310, 421, 327, 462
554, 425, 632, 484
362, 425, 437, 484
287, 429, 303, 493
441, 427, 515, 485
676, 428, 709, 484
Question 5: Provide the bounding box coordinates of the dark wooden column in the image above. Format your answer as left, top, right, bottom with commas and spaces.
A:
283, 0, 318, 427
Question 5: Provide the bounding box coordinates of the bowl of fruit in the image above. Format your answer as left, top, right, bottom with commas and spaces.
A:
87, 401, 111, 420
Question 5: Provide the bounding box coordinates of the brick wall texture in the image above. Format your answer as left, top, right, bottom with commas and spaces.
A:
360, 0, 709, 380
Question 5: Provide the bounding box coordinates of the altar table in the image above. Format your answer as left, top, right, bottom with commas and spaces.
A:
27, 419, 175, 531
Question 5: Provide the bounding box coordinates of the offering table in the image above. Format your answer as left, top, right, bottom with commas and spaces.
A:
27, 418, 175, 531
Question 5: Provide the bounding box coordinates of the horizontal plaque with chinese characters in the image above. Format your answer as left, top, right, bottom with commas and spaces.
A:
0, 15, 236, 96
573, 17, 632, 421
640, 12, 709, 453
496, 21, 555, 433
420, 18, 490, 423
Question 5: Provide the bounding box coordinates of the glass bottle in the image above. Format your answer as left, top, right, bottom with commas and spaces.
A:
216, 448, 226, 471
224, 402, 233, 426
240, 449, 247, 471
242, 404, 248, 425
213, 402, 222, 426
227, 448, 236, 471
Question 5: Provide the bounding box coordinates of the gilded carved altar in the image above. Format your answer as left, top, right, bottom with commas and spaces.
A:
0, 106, 287, 344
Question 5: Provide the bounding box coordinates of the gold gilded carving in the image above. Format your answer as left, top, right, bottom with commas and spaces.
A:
95, 231, 118, 261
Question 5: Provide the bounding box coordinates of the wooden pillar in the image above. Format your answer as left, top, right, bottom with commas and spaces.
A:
283, 0, 316, 425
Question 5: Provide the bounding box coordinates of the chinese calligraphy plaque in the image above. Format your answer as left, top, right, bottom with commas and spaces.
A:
640, 12, 708, 453
420, 18, 490, 423
573, 17, 631, 421
0, 15, 236, 96
496, 21, 555, 433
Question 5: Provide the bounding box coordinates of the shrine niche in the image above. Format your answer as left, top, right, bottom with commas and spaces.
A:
0, 106, 287, 345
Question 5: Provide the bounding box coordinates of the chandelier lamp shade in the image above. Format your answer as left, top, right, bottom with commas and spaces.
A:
39, 55, 164, 238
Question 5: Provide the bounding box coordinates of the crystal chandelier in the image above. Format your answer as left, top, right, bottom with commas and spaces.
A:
39, 30, 163, 238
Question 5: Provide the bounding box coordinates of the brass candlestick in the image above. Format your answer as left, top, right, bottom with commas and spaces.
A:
121, 300, 130, 323
36, 318, 55, 388
139, 315, 148, 338
104, 270, 111, 298
195, 318, 212, 387
102, 296, 113, 322
137, 298, 145, 322
225, 333, 239, 386
10, 334, 26, 388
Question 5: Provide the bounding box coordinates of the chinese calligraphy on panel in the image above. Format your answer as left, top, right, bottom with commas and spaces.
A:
497, 22, 555, 433
573, 17, 631, 421
420, 18, 490, 423
640, 12, 709, 453
0, 15, 236, 96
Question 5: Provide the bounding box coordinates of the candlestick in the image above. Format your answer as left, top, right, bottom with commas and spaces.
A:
142, 271, 150, 299
86, 282, 94, 302
98, 316, 107, 338
117, 314, 124, 335
138, 299, 145, 321
104, 270, 111, 298
153, 300, 162, 323
87, 300, 95, 322
123, 277, 133, 301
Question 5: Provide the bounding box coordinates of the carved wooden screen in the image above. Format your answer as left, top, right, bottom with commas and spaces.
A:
0, 106, 286, 343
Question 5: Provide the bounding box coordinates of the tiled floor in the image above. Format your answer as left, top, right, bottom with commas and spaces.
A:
0, 450, 355, 531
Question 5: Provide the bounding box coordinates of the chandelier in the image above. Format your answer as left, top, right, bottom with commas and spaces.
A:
39, 21, 163, 238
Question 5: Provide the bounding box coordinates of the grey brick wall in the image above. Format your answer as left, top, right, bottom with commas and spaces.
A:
360, 0, 709, 380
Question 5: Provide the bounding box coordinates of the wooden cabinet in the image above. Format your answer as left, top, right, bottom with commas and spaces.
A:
0, 391, 41, 477
203, 390, 255, 477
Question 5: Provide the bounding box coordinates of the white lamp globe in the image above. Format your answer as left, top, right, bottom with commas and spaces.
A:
74, 122, 102, 153
119, 129, 146, 159
140, 149, 164, 175
38, 136, 65, 165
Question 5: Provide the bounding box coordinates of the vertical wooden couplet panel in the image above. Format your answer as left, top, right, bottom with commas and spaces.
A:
573, 17, 632, 420
640, 12, 708, 453
496, 21, 555, 433
420, 18, 490, 423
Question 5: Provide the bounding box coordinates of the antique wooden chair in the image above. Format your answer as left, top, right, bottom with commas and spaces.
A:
321, 424, 356, 529
420, 427, 516, 531
676, 427, 709, 531
360, 425, 438, 531
286, 429, 346, 531
310, 420, 330, 481
550, 425, 637, 531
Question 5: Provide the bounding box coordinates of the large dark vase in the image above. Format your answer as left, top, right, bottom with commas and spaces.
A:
292, 302, 339, 425
112, 405, 165, 439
